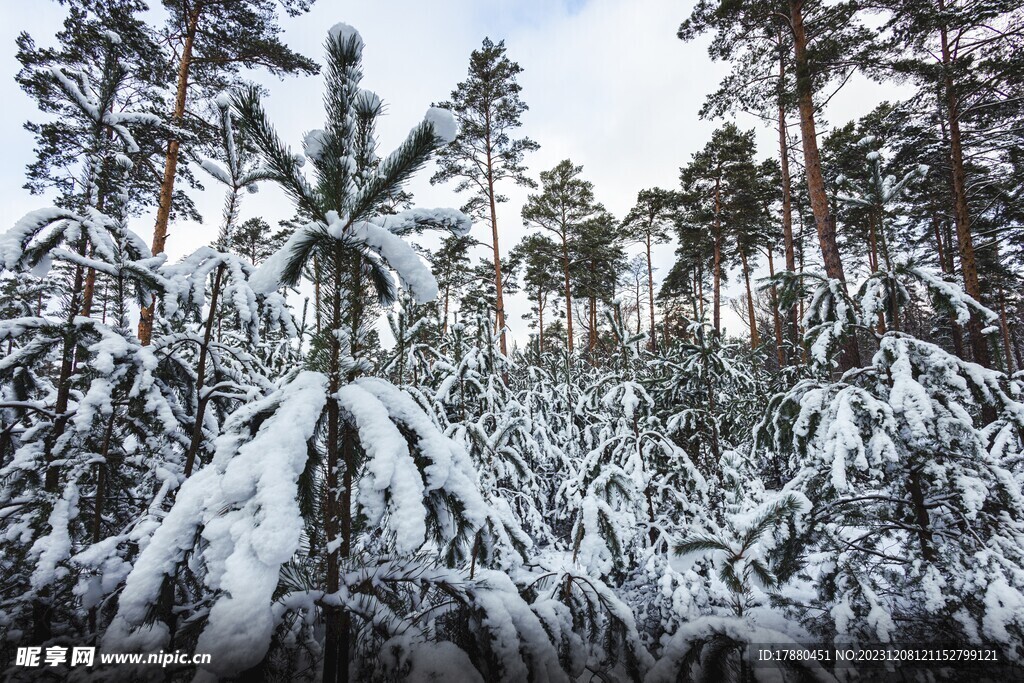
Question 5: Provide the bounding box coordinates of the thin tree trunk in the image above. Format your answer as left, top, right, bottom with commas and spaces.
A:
484, 116, 508, 358
767, 249, 785, 367
34, 240, 88, 643
646, 235, 657, 351
907, 466, 936, 562
183, 263, 225, 477
89, 408, 117, 634
999, 287, 1015, 374
697, 262, 705, 321
322, 247, 346, 683
441, 279, 450, 337
588, 293, 597, 355
635, 276, 642, 336
789, 0, 859, 371
538, 290, 544, 354
561, 235, 574, 354
740, 250, 760, 348
934, 216, 965, 357
713, 175, 722, 336
777, 28, 799, 355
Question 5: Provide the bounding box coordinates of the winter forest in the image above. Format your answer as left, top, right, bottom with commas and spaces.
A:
0, 0, 1023, 681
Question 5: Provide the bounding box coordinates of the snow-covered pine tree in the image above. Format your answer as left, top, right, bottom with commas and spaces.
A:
0, 37, 185, 652
102, 25, 583, 683
758, 267, 1024, 659
198, 92, 276, 251
565, 302, 709, 582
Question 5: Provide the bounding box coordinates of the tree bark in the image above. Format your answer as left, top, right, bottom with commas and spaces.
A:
933, 215, 965, 357
999, 287, 1015, 374
138, 6, 201, 345
937, 2, 990, 369
740, 250, 760, 349
789, 0, 860, 371
183, 264, 225, 477
645, 235, 657, 351
777, 28, 799, 356
537, 290, 544, 354
484, 114, 509, 358
767, 249, 785, 367
712, 174, 722, 336
441, 278, 450, 338
588, 293, 597, 355
560, 235, 574, 353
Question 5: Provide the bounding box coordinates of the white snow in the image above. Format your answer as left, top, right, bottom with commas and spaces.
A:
424, 107, 458, 144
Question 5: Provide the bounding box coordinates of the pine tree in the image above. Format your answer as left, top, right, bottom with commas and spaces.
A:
758, 269, 1024, 654
432, 37, 540, 358
428, 233, 474, 336
681, 0, 878, 371
509, 233, 562, 354
521, 160, 605, 355
877, 0, 1021, 370
106, 24, 490, 680
622, 188, 675, 352
677, 124, 764, 338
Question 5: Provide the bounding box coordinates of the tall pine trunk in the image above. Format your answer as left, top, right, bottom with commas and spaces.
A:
777, 28, 799, 357
767, 249, 785, 367
740, 250, 759, 348
937, 1, 990, 369
560, 234, 574, 353
712, 174, 722, 336
537, 290, 544, 354
139, 7, 201, 345
789, 0, 859, 371
183, 264, 226, 477
645, 235, 657, 351
484, 118, 508, 358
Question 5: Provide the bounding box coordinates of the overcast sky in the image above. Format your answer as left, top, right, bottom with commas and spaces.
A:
0, 0, 897, 345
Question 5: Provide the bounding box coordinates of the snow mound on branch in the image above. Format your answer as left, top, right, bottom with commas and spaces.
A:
302, 129, 327, 163
106, 372, 329, 675
329, 22, 362, 48
215, 91, 231, 109
424, 107, 457, 144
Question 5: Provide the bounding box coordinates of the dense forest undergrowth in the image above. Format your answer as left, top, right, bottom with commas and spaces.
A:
1, 0, 1023, 681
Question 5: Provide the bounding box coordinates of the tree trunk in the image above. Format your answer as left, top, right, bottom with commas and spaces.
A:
322, 249, 346, 683
645, 235, 657, 351
441, 279, 450, 338
907, 466, 936, 562
937, 6, 989, 369
712, 175, 722, 336
697, 261, 705, 321
740, 250, 760, 348
777, 28, 799, 356
183, 264, 225, 477
138, 6, 201, 345
869, 214, 886, 334
538, 290, 544, 354
934, 215, 965, 357
789, 0, 859, 371
34, 240, 88, 643
588, 293, 597, 355
767, 249, 785, 367
484, 116, 508, 358
89, 408, 117, 634
999, 287, 1015, 374
561, 235, 574, 353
